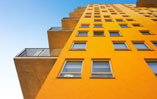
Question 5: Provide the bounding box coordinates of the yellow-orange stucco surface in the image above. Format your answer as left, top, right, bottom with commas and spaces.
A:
37, 4, 157, 99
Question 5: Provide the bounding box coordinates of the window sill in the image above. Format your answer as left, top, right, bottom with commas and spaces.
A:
137, 49, 154, 51
93, 35, 105, 37
76, 35, 88, 37
57, 77, 82, 79
110, 35, 123, 37
90, 77, 115, 79
70, 49, 86, 51
114, 49, 131, 51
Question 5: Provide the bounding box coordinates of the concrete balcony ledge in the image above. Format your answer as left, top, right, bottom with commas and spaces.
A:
16, 48, 62, 57
48, 27, 73, 31
62, 17, 80, 20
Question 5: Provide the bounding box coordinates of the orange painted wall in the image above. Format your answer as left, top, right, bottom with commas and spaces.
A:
37, 4, 157, 99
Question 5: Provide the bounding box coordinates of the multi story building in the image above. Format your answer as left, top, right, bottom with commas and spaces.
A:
14, 3, 157, 99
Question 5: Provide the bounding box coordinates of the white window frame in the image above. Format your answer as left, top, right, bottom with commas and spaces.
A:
119, 24, 130, 28
77, 32, 88, 37
93, 31, 104, 36
71, 42, 87, 50
91, 60, 114, 78
59, 60, 84, 78
133, 42, 151, 50
113, 42, 130, 50
145, 59, 157, 76
109, 31, 121, 36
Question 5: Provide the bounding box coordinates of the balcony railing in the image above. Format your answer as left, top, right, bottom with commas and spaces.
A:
62, 17, 80, 20
16, 48, 62, 57
48, 27, 73, 31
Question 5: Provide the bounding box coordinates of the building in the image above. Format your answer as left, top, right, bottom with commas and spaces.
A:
14, 4, 157, 99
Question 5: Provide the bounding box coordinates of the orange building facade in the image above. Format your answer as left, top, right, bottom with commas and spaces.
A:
14, 4, 157, 99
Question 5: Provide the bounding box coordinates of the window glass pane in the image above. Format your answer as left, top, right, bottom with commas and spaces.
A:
62, 61, 82, 72
94, 32, 104, 36
141, 31, 151, 35
110, 32, 120, 36
92, 74, 113, 78
133, 43, 149, 49
94, 20, 101, 22
60, 74, 81, 77
72, 43, 86, 49
146, 61, 157, 73
78, 32, 88, 36
113, 43, 128, 49
81, 25, 89, 28
120, 25, 129, 28
94, 25, 102, 28
153, 42, 157, 47
116, 19, 123, 22
93, 61, 111, 72
105, 20, 112, 22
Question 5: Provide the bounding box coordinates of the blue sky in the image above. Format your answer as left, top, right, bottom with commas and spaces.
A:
0, 0, 137, 98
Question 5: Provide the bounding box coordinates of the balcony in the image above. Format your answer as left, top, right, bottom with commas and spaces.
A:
69, 12, 83, 18
14, 48, 61, 99
48, 27, 73, 31
17, 48, 61, 57
48, 27, 73, 49
62, 17, 79, 30
62, 17, 80, 20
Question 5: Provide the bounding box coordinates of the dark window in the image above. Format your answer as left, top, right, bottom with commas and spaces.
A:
105, 19, 113, 22
93, 31, 104, 36
132, 24, 142, 27
120, 24, 129, 28
94, 25, 103, 28
116, 19, 124, 22
110, 32, 120, 36
77, 32, 88, 36
140, 31, 151, 35
80, 24, 89, 28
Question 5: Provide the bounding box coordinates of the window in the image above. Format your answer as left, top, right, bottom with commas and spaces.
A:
91, 60, 114, 78
94, 16, 101, 18
80, 24, 89, 28
102, 10, 107, 12
116, 19, 124, 22
109, 31, 121, 36
132, 24, 142, 27
133, 42, 150, 50
119, 12, 125, 14
127, 19, 134, 21
77, 32, 88, 36
120, 24, 129, 28
113, 42, 129, 50
94, 19, 101, 22
104, 15, 110, 18
94, 24, 103, 28
146, 60, 157, 77
105, 19, 113, 22
140, 30, 152, 35
86, 13, 92, 15
93, 31, 104, 36
152, 19, 157, 21
152, 42, 157, 47
122, 15, 129, 17
144, 15, 150, 17
85, 16, 91, 18
111, 13, 117, 15
95, 13, 100, 14
71, 42, 86, 50
59, 60, 83, 78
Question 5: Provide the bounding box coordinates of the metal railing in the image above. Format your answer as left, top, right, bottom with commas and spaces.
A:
63, 17, 80, 20
48, 27, 73, 31
16, 48, 62, 57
